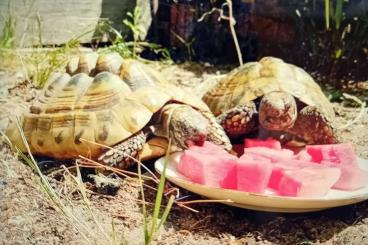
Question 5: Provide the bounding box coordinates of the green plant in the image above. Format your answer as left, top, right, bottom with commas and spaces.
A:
0, 15, 17, 68
25, 38, 80, 88
140, 140, 175, 245
170, 30, 196, 61
123, 6, 145, 58
287, 0, 368, 86
8, 119, 131, 244
0, 15, 16, 49
105, 6, 172, 62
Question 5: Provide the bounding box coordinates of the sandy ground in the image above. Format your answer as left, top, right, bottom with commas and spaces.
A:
0, 62, 368, 245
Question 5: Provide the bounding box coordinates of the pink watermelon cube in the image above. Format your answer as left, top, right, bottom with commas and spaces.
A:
277, 167, 341, 197
306, 143, 368, 190
306, 143, 356, 164
243, 147, 294, 162
268, 160, 341, 197
188, 141, 228, 155
244, 137, 282, 149
178, 149, 238, 189
293, 150, 312, 161
236, 155, 272, 193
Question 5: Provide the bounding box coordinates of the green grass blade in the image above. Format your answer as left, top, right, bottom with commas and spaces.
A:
334, 0, 344, 30
325, 0, 330, 30
156, 195, 175, 232
147, 139, 172, 244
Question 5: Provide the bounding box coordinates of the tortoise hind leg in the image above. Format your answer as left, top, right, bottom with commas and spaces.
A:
217, 102, 258, 139
98, 131, 146, 169
286, 106, 338, 144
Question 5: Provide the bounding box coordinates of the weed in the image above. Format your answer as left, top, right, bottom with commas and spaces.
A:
141, 140, 175, 245
10, 118, 131, 244
24, 33, 86, 88
287, 0, 368, 85
170, 31, 196, 61
105, 6, 172, 62
0, 15, 17, 69
0, 15, 16, 49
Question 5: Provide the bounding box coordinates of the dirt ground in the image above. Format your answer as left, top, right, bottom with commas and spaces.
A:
0, 62, 368, 245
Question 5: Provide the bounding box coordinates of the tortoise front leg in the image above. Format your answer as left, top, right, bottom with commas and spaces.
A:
98, 131, 147, 169
286, 106, 338, 144
217, 102, 258, 139
200, 110, 233, 151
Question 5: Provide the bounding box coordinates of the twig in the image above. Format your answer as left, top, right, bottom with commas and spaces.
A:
198, 0, 243, 66
79, 138, 160, 183
177, 199, 234, 205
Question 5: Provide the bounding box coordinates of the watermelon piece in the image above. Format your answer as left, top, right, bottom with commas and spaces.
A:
293, 150, 312, 161
268, 160, 341, 196
244, 137, 281, 150
306, 143, 368, 190
243, 147, 294, 162
277, 167, 341, 197
236, 155, 272, 193
188, 141, 227, 155
306, 143, 356, 164
328, 164, 368, 190
178, 149, 238, 189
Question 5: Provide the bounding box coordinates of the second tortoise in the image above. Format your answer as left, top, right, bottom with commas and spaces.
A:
202, 57, 338, 145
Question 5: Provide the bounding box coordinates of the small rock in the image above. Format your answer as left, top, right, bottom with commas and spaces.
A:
89, 173, 121, 196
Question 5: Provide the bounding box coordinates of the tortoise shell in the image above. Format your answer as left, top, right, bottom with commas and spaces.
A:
203, 57, 335, 120
6, 71, 209, 159
66, 52, 123, 76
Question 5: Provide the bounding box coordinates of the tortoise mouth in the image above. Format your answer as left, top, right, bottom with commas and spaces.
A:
185, 133, 206, 147
261, 115, 296, 131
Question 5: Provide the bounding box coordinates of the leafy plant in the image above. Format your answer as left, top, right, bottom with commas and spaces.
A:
285, 0, 368, 86
123, 6, 145, 58
106, 6, 172, 62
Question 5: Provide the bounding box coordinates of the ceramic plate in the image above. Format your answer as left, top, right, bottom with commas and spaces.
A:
154, 152, 368, 213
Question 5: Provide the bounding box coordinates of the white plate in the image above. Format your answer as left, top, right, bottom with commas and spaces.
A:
155, 152, 368, 213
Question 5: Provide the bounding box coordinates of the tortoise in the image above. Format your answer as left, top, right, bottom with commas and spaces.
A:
6, 60, 231, 169
202, 57, 338, 145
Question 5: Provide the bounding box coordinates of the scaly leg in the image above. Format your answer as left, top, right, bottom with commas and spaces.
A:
98, 131, 147, 169
286, 106, 338, 144
217, 102, 258, 139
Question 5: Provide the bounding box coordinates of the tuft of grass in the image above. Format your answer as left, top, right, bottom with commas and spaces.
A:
0, 15, 16, 49
24, 37, 80, 88
0, 15, 17, 69
140, 139, 175, 245
11, 118, 127, 244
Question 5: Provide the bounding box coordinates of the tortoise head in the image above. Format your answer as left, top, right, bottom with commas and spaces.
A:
168, 106, 208, 149
259, 91, 298, 131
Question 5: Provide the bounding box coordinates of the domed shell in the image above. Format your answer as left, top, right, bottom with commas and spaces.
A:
7, 72, 209, 159
202, 57, 335, 120
66, 52, 123, 76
